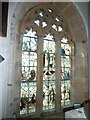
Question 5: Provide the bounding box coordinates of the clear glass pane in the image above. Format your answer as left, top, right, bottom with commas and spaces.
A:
52, 24, 57, 31
39, 9, 45, 17
42, 21, 48, 28
34, 18, 40, 26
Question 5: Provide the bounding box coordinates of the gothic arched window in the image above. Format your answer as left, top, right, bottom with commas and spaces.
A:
20, 4, 73, 115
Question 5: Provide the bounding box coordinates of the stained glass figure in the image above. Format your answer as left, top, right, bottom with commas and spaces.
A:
61, 37, 71, 106
20, 28, 38, 115
43, 33, 56, 111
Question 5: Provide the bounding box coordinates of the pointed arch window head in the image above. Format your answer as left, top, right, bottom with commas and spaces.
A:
24, 28, 38, 38
22, 28, 38, 52
61, 37, 68, 43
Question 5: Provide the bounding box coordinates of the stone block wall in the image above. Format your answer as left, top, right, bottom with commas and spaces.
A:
72, 42, 88, 103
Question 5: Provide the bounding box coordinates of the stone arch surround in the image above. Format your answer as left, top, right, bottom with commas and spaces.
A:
6, 2, 88, 118
9, 2, 87, 43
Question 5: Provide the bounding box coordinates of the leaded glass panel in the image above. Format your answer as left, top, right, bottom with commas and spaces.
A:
20, 28, 38, 115
61, 56, 71, 68
61, 37, 71, 106
61, 81, 71, 106
43, 34, 56, 111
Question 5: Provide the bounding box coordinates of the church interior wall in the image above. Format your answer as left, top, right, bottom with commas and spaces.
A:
0, 2, 89, 118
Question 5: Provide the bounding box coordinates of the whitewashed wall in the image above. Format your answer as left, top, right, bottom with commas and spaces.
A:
0, 37, 9, 119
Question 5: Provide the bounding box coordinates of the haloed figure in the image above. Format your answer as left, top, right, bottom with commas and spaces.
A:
28, 70, 36, 81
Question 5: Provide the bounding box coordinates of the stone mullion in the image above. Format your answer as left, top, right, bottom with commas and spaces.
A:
70, 42, 74, 104
55, 40, 61, 112
36, 36, 43, 115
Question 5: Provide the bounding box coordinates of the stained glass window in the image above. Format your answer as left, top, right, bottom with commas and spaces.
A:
20, 28, 38, 115
43, 33, 56, 111
61, 37, 71, 106
20, 5, 73, 116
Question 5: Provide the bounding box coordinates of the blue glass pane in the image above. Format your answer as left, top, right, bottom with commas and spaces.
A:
61, 48, 65, 55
